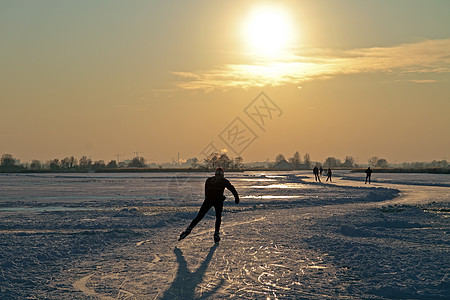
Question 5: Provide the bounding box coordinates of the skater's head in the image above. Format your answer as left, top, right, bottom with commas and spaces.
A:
215, 167, 224, 178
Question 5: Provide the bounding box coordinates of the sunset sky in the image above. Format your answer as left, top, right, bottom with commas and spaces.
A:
1, 0, 449, 164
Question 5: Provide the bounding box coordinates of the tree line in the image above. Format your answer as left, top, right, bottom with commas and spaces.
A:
0, 154, 148, 172
273, 151, 359, 168
0, 153, 243, 172
273, 151, 449, 170
1, 152, 448, 172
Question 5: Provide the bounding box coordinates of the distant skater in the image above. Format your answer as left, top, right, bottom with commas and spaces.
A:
319, 166, 323, 176
178, 167, 239, 243
365, 167, 372, 184
313, 166, 321, 182
326, 168, 332, 182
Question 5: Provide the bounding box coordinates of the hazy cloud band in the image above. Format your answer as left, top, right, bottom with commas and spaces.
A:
172, 39, 450, 90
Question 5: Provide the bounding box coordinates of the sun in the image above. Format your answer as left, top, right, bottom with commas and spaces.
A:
242, 5, 294, 58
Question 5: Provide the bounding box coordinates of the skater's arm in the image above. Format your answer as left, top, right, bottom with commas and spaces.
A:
225, 180, 239, 204
205, 177, 214, 195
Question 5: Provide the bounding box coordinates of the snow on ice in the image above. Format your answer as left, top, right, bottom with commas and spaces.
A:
0, 171, 449, 299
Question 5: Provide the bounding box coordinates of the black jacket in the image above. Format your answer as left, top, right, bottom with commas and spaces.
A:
205, 176, 239, 202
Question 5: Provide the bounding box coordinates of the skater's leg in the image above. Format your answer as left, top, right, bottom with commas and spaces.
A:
179, 199, 213, 241
213, 201, 224, 233
188, 199, 213, 229
213, 201, 223, 243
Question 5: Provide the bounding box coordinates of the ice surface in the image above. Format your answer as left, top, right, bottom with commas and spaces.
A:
0, 171, 448, 298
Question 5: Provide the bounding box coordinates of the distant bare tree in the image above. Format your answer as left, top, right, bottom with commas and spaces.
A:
275, 154, 286, 163
324, 157, 341, 168
368, 156, 379, 166
303, 153, 311, 169
129, 157, 146, 167
48, 159, 60, 171
79, 156, 92, 169
233, 156, 244, 170
217, 153, 232, 170
30, 160, 42, 170
1, 154, 15, 167
375, 158, 389, 168
60, 157, 77, 169
204, 153, 217, 170
69, 156, 77, 168
185, 157, 199, 169
343, 156, 355, 168
204, 153, 233, 170
93, 160, 106, 169
288, 151, 301, 168
190, 157, 199, 169
107, 160, 118, 168
429, 160, 448, 168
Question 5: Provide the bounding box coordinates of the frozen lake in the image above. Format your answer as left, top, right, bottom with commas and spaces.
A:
2, 170, 448, 209
0, 171, 449, 298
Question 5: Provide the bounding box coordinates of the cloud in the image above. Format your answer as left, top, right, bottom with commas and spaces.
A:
172, 39, 450, 90
407, 79, 440, 83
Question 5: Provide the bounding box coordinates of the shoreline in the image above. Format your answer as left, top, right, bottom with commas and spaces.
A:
1, 167, 449, 174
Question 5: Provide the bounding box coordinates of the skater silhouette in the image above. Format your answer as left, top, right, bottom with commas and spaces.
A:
319, 166, 323, 176
326, 168, 332, 182
365, 167, 372, 184
178, 167, 239, 243
313, 166, 321, 182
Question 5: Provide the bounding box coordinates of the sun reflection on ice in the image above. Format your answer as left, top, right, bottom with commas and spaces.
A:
243, 195, 300, 199
251, 183, 306, 189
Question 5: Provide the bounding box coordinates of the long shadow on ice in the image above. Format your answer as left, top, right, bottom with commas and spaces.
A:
161, 244, 224, 299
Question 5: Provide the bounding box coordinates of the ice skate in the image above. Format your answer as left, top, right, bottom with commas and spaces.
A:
213, 231, 220, 243
178, 226, 192, 241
